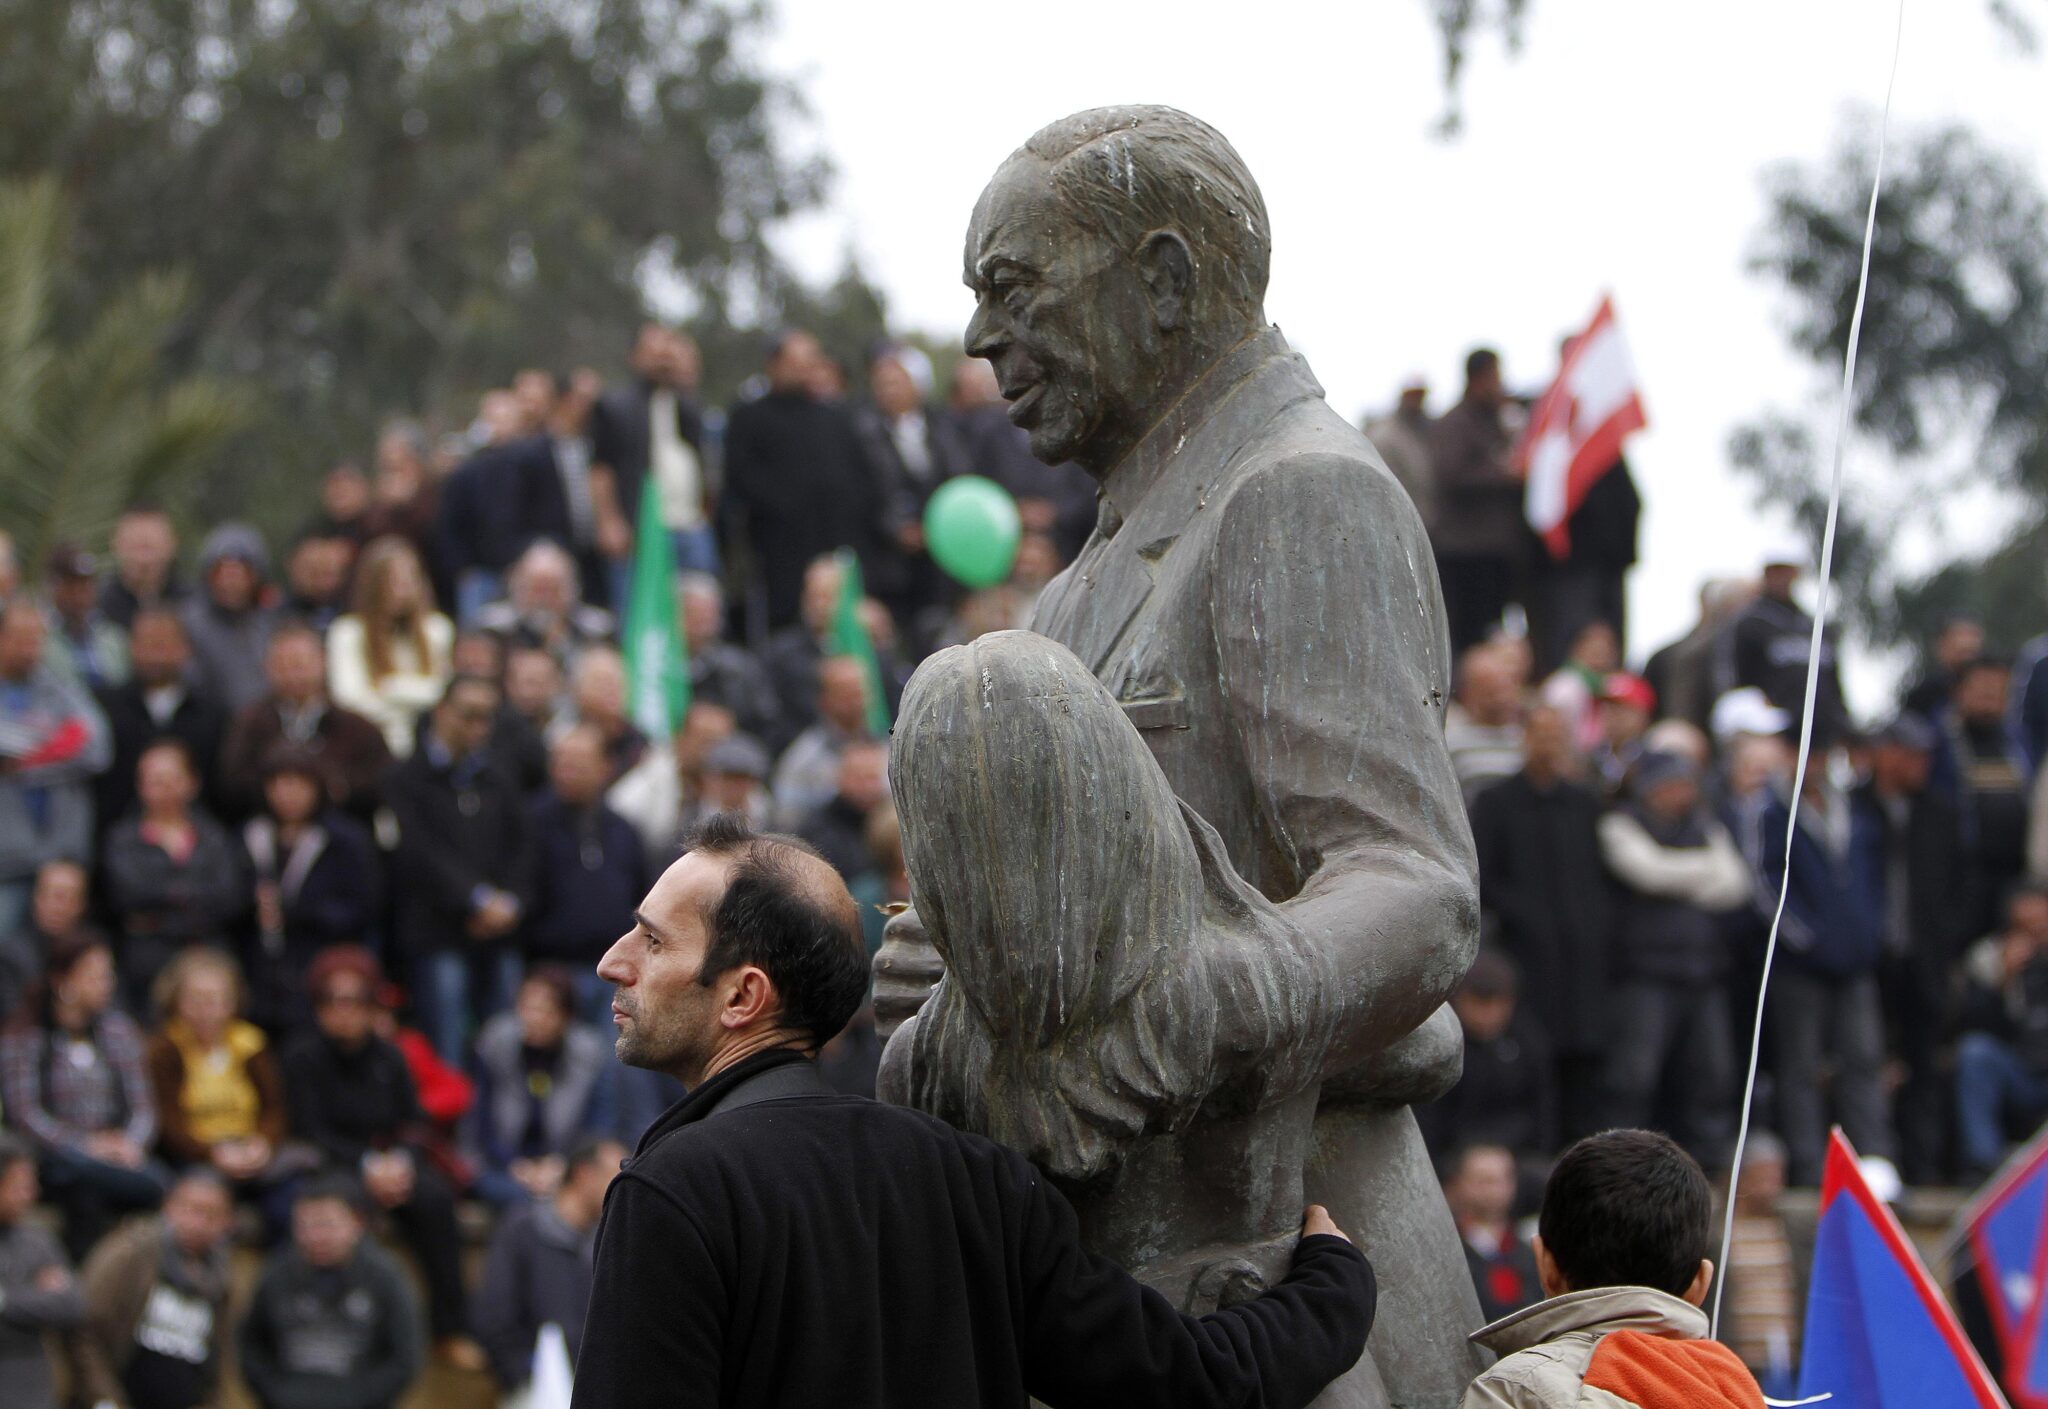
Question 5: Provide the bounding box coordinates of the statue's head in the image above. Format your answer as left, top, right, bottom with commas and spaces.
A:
964, 106, 1271, 475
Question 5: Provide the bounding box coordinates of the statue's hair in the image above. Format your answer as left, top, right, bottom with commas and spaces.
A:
891, 632, 1332, 1186
1017, 105, 1270, 334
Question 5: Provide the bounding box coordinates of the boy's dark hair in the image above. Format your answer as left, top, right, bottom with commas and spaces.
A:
294, 1170, 367, 1215
684, 813, 868, 1049
1538, 1129, 1711, 1298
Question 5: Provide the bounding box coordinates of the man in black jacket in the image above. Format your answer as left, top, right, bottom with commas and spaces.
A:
93, 607, 229, 830
383, 673, 532, 1061
574, 815, 1376, 1409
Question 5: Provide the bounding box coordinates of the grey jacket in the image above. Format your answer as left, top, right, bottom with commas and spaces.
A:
1461, 1286, 1758, 1408
237, 1241, 422, 1409
0, 1216, 87, 1409
0, 663, 112, 883
469, 1014, 611, 1168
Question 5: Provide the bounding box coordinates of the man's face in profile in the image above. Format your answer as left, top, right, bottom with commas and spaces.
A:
965, 158, 1144, 471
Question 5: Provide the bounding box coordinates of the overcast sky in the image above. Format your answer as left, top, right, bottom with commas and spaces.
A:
756, 0, 2045, 703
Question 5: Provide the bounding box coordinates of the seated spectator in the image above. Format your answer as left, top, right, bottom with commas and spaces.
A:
1955, 881, 2048, 1179
94, 605, 231, 834
280, 948, 477, 1364
0, 1131, 86, 1409
1463, 1130, 1762, 1407
771, 654, 877, 827
240, 743, 382, 1033
1598, 751, 1752, 1170
470, 968, 616, 1208
0, 933, 167, 1257
1444, 642, 1525, 807
237, 1173, 426, 1409
525, 726, 649, 1019
558, 645, 648, 783
475, 539, 615, 672
0, 599, 111, 936
370, 980, 475, 1178
680, 571, 782, 744
693, 732, 775, 837
179, 523, 278, 714
1539, 619, 1620, 754
385, 674, 530, 1061
1443, 1143, 1541, 1324
43, 542, 129, 691
216, 621, 392, 825
1717, 1132, 1801, 1398
76, 1166, 236, 1409
607, 700, 737, 863
1590, 672, 1655, 798
796, 737, 891, 882
473, 1135, 627, 1395
761, 555, 875, 752
144, 948, 293, 1189
1417, 950, 1556, 1167
327, 535, 454, 759
1641, 716, 1710, 771
0, 857, 89, 1025
504, 642, 568, 742
280, 532, 353, 633
455, 627, 549, 794
102, 738, 248, 1007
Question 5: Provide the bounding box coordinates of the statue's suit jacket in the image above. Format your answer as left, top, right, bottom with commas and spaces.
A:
1031, 327, 1478, 1078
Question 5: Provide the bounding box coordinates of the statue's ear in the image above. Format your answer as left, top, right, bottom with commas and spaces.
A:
1135, 229, 1194, 333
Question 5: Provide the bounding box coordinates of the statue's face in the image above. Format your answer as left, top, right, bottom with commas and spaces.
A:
964, 157, 1151, 472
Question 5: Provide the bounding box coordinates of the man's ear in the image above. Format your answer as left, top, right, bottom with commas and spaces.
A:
1681, 1258, 1714, 1308
1532, 1235, 1570, 1300
721, 965, 782, 1031
1134, 229, 1194, 333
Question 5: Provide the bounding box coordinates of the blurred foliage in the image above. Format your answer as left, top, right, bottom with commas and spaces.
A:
0, 0, 889, 537
0, 174, 247, 572
1732, 119, 2048, 654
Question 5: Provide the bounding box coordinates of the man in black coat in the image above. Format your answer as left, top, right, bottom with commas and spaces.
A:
573, 815, 1376, 1409
524, 726, 650, 1013
590, 325, 714, 577
852, 347, 968, 640
383, 674, 532, 1062
1467, 705, 1613, 1141
93, 607, 229, 830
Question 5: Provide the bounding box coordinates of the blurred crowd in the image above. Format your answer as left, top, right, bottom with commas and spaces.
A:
0, 324, 2043, 1406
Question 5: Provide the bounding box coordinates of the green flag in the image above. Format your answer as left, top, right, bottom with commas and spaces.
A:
828, 547, 891, 737
622, 474, 690, 739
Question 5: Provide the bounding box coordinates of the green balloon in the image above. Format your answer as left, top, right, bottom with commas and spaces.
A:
924, 475, 1021, 589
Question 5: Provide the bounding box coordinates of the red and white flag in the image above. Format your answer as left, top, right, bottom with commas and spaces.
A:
1515, 295, 1647, 560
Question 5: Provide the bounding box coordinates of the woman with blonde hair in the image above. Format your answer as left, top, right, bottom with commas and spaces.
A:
327, 535, 454, 756
144, 947, 291, 1188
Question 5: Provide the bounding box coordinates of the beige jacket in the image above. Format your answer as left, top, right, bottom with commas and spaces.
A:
1460, 1286, 1763, 1409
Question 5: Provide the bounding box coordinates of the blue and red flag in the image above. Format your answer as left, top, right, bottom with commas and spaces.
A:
1797, 1129, 2009, 1407
1949, 1126, 2048, 1407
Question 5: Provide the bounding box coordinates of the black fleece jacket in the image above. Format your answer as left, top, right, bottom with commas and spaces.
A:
571, 1049, 1374, 1409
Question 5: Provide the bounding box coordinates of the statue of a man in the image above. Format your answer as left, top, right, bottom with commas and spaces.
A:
876, 105, 1483, 1405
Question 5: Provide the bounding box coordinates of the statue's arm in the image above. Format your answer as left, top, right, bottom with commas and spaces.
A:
1210, 451, 1480, 1074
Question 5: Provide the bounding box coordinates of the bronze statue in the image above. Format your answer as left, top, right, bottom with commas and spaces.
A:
876, 105, 1483, 1407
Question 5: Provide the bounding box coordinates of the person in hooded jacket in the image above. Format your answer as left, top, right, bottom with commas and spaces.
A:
178, 523, 278, 715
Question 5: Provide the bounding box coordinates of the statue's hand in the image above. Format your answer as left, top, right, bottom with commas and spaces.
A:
873, 906, 944, 1042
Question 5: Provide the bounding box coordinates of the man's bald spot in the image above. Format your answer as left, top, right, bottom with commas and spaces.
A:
734, 835, 859, 938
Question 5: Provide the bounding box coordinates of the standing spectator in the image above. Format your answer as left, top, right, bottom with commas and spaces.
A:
0, 600, 111, 934
720, 330, 886, 632
0, 934, 166, 1257
1954, 881, 2048, 1179
436, 432, 536, 626
1589, 671, 1655, 798
1428, 348, 1525, 653
101, 739, 247, 1004
1443, 1143, 1541, 1324
1718, 538, 1849, 746
1364, 378, 1437, 535
504, 643, 567, 741
75, 1168, 235, 1409
280, 950, 475, 1364
279, 533, 353, 634
43, 543, 129, 690
1934, 656, 2035, 941
1444, 643, 1526, 807
1417, 951, 1557, 1167
144, 949, 291, 1187
179, 524, 278, 714
1752, 767, 1897, 1186
1901, 613, 1985, 720
1542, 450, 1641, 670
590, 324, 715, 579
771, 655, 879, 827
795, 738, 892, 882
475, 539, 616, 673
305, 464, 372, 545
1538, 620, 1620, 756
1, 858, 89, 1025
1597, 752, 1752, 1169
515, 367, 615, 606
216, 622, 392, 825
358, 423, 443, 598
468, 969, 616, 1208
384, 674, 530, 1061
0, 1132, 85, 1409
237, 1173, 426, 1409
240, 744, 381, 1033
524, 726, 650, 1019
326, 536, 454, 759
1643, 579, 1753, 733
856, 344, 967, 639
98, 504, 186, 632
1469, 706, 1610, 1138
93, 606, 230, 833
679, 572, 783, 745
473, 1135, 627, 1396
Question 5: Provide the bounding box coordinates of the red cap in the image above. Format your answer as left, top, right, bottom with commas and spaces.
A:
1600, 673, 1657, 714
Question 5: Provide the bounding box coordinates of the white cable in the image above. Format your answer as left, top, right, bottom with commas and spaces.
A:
1711, 0, 1907, 1338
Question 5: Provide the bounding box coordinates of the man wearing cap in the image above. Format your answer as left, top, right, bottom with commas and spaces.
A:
42, 545, 128, 691
685, 733, 773, 836
1591, 672, 1656, 799
1596, 750, 1755, 1168
1717, 540, 1848, 745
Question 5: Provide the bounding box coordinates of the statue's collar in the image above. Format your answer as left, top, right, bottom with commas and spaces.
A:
1098, 326, 1296, 530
